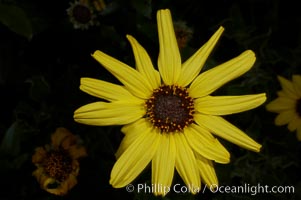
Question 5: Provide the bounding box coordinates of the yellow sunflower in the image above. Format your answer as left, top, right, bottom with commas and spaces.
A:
74, 9, 266, 196
32, 127, 87, 196
266, 75, 301, 141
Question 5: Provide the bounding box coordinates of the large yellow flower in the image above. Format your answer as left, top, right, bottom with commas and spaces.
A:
74, 9, 266, 196
266, 75, 301, 141
32, 127, 87, 196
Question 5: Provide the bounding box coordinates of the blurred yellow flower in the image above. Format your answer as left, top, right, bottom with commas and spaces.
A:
74, 9, 266, 196
32, 127, 87, 196
173, 20, 193, 49
266, 75, 301, 140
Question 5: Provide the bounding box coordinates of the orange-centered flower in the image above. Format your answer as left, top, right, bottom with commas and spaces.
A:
32, 127, 87, 196
74, 9, 266, 196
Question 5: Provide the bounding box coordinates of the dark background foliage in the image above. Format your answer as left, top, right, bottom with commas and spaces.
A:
0, 0, 301, 199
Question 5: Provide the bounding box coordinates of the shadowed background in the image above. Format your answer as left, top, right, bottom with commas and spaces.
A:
0, 0, 300, 199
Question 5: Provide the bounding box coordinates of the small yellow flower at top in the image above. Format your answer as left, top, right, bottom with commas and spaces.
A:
91, 0, 106, 12
32, 127, 87, 196
266, 75, 301, 141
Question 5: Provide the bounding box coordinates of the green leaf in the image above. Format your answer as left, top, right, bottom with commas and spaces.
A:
0, 4, 33, 40
0, 121, 22, 156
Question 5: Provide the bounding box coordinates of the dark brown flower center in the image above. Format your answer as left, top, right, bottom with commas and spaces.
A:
43, 148, 73, 182
72, 4, 92, 23
296, 99, 301, 117
146, 85, 194, 133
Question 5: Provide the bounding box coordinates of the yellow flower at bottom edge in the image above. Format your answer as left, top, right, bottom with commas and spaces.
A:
266, 75, 301, 141
32, 127, 87, 196
73, 9, 266, 196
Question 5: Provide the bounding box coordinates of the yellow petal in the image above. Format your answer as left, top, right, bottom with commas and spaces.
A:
116, 119, 151, 158
195, 94, 266, 115
266, 97, 295, 113
292, 75, 301, 97
80, 78, 139, 101
126, 35, 161, 89
68, 146, 87, 159
276, 90, 286, 97
92, 50, 152, 99
121, 118, 151, 135
32, 167, 44, 181
60, 134, 77, 149
74, 101, 145, 126
51, 127, 72, 147
110, 129, 160, 188
274, 110, 296, 126
152, 134, 176, 196
46, 174, 78, 196
32, 147, 47, 164
177, 26, 224, 87
184, 124, 230, 164
157, 9, 181, 85
287, 116, 301, 131
278, 76, 299, 99
195, 154, 218, 187
43, 178, 67, 196
189, 50, 256, 98
195, 114, 262, 152
174, 133, 200, 194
